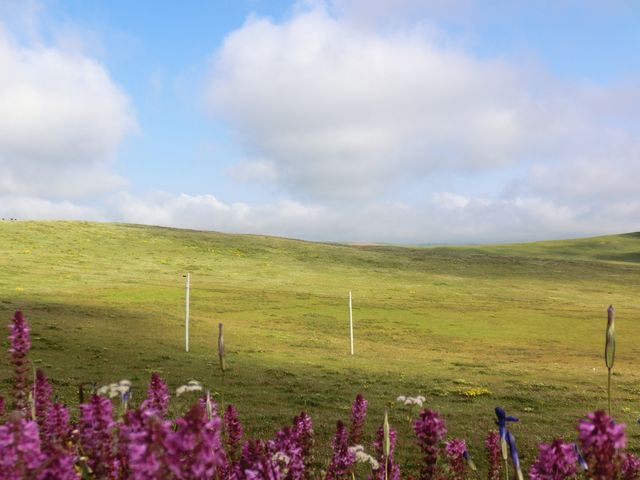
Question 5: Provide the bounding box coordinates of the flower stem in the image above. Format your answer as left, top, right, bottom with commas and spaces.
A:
607, 367, 612, 415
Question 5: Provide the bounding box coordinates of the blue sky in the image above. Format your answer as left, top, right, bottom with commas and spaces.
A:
1, 0, 639, 243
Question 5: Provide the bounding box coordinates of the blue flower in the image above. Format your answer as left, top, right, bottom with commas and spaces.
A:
506, 430, 523, 480
495, 407, 519, 440
573, 443, 588, 471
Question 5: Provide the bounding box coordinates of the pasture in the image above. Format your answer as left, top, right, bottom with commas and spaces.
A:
1, 220, 640, 469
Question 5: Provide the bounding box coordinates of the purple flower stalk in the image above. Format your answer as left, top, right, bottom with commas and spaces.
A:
326, 420, 355, 480
445, 438, 467, 480
225, 404, 244, 461
370, 424, 400, 480
8, 311, 31, 413
119, 407, 173, 480
140, 372, 170, 417
486, 431, 501, 480
529, 439, 578, 480
236, 439, 282, 480
79, 394, 118, 478
349, 393, 368, 445
42, 402, 72, 448
0, 396, 5, 418
622, 453, 640, 480
0, 414, 46, 479
34, 369, 53, 426
292, 411, 314, 461
269, 425, 305, 480
166, 403, 227, 479
413, 408, 447, 480
578, 410, 626, 479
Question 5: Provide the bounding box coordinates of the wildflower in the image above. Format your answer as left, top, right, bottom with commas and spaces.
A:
622, 453, 640, 480
0, 396, 5, 417
119, 407, 173, 479
97, 379, 131, 399
270, 425, 305, 480
326, 420, 355, 479
413, 408, 447, 480
605, 305, 616, 414
0, 414, 46, 478
166, 403, 227, 479
445, 438, 467, 480
349, 444, 380, 470
506, 431, 524, 480
34, 369, 53, 426
8, 311, 31, 413
495, 407, 519, 460
141, 372, 170, 417
578, 410, 626, 479
176, 379, 203, 396
235, 439, 282, 479
225, 404, 244, 460
371, 423, 400, 480
42, 402, 72, 447
397, 395, 426, 407
79, 394, 119, 478
529, 439, 577, 480
574, 444, 588, 471
291, 411, 314, 469
349, 393, 368, 445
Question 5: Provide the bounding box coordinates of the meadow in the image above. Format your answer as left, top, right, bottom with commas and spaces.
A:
1, 220, 640, 471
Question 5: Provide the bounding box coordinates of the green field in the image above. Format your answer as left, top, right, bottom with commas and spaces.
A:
1, 220, 640, 470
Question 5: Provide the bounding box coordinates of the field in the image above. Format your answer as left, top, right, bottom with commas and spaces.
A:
1, 220, 640, 470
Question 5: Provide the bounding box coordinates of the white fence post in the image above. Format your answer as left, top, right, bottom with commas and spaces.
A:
185, 273, 190, 352
349, 290, 354, 355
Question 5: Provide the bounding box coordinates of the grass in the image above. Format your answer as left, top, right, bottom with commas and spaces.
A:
1, 220, 640, 471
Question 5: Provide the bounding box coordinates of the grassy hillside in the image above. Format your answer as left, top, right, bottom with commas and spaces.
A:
1, 220, 640, 469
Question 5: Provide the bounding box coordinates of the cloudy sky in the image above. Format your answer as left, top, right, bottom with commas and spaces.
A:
1, 0, 639, 243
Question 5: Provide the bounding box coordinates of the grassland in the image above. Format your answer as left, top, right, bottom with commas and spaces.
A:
1, 220, 640, 471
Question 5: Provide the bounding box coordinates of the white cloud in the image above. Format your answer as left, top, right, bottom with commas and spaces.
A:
207, 4, 640, 208
0, 24, 135, 198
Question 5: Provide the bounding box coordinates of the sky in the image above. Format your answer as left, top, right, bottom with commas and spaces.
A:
1, 0, 639, 244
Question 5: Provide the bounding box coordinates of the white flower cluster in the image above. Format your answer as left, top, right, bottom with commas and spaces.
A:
176, 380, 203, 396
396, 395, 425, 407
348, 445, 380, 470
97, 380, 131, 399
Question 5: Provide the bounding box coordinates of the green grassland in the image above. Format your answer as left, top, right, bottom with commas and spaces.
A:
1, 220, 640, 471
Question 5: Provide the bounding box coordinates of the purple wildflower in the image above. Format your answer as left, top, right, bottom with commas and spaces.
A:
34, 369, 53, 426
622, 453, 640, 480
370, 424, 400, 480
225, 404, 244, 461
349, 393, 368, 445
0, 414, 46, 479
166, 403, 227, 479
37, 447, 79, 480
292, 411, 314, 461
445, 438, 467, 480
578, 410, 626, 479
529, 439, 578, 480
270, 426, 305, 480
413, 408, 447, 480
326, 420, 355, 480
78, 394, 119, 478
486, 431, 501, 480
0, 396, 5, 418
119, 407, 173, 480
8, 311, 31, 413
140, 372, 170, 417
42, 402, 72, 448
235, 439, 282, 480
